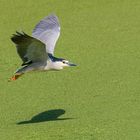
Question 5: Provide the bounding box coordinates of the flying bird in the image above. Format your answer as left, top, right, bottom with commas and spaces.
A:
10, 14, 76, 81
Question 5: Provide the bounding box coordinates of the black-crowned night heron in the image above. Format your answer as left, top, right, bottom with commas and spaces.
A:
10, 14, 76, 81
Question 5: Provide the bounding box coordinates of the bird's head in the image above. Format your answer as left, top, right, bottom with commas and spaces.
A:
60, 59, 77, 67
48, 54, 77, 70
51, 59, 77, 70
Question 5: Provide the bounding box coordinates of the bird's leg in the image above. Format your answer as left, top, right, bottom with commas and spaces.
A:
9, 73, 24, 81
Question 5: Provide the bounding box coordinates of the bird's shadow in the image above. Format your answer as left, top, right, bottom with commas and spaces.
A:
17, 109, 72, 125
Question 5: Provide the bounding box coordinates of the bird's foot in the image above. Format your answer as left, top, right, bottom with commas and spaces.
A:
8, 74, 23, 81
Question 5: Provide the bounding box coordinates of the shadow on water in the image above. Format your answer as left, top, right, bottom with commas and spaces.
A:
17, 109, 72, 125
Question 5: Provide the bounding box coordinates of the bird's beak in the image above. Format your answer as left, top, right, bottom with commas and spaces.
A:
68, 62, 77, 66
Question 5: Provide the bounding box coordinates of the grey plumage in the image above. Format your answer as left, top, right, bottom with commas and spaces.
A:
32, 14, 60, 54
11, 32, 47, 64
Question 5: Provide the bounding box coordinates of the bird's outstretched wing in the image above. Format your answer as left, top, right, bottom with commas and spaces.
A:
11, 32, 48, 65
32, 14, 60, 54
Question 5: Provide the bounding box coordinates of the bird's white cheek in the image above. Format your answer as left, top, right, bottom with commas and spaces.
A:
64, 64, 69, 67
54, 66, 63, 70
53, 62, 63, 70
59, 67, 63, 70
